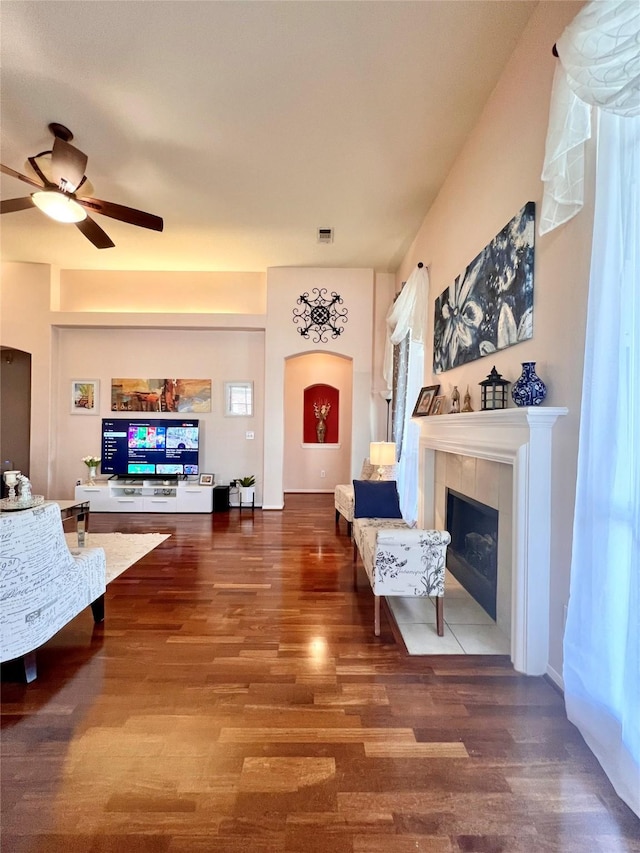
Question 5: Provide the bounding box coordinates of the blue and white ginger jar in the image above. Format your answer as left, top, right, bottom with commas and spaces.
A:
511, 362, 547, 407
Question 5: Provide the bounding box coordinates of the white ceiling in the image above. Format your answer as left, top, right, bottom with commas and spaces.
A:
0, 1, 537, 273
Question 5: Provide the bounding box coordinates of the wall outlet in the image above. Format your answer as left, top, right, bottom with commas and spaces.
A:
246, 431, 254, 440
320, 470, 326, 478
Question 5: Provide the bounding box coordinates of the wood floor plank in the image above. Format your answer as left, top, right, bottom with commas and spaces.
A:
2, 494, 638, 852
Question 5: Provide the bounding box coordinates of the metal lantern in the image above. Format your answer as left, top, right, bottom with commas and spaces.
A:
480, 366, 509, 410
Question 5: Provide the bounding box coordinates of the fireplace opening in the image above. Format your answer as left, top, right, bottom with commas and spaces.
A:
446, 488, 498, 620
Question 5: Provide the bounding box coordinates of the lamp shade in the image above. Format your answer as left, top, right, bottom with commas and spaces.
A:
32, 190, 87, 223
369, 441, 396, 467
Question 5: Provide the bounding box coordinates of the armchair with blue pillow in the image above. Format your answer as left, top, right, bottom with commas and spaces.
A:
334, 458, 397, 536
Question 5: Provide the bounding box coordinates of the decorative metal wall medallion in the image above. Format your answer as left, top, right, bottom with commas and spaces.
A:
293, 288, 348, 342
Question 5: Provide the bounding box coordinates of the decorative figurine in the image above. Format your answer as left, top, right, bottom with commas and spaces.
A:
17, 474, 32, 502
451, 386, 460, 414
462, 386, 474, 412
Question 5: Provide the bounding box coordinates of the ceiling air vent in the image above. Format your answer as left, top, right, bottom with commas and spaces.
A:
317, 227, 334, 244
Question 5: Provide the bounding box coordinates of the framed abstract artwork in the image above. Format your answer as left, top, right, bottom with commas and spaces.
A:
111, 378, 212, 413
433, 202, 535, 373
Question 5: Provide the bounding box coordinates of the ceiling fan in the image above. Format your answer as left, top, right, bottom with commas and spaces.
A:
0, 122, 163, 249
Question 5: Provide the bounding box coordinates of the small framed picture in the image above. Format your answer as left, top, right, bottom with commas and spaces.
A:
199, 473, 214, 486
412, 384, 440, 417
224, 381, 253, 417
430, 395, 446, 415
71, 379, 100, 415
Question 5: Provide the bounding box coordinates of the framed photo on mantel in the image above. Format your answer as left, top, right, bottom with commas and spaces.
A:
430, 395, 446, 416
411, 384, 440, 417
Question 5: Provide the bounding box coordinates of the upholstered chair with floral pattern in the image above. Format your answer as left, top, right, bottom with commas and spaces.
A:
353, 517, 450, 637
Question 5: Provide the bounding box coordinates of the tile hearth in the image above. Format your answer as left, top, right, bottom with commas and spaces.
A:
388, 574, 510, 655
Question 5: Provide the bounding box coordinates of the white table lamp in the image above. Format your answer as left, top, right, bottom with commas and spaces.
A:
369, 441, 396, 480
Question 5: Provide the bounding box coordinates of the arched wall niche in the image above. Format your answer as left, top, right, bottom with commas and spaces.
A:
284, 352, 352, 493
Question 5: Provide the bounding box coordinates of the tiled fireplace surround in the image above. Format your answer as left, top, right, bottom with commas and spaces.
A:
419, 407, 567, 676
434, 453, 513, 638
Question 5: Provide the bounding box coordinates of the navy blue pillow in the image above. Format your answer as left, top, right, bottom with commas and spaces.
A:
353, 479, 402, 519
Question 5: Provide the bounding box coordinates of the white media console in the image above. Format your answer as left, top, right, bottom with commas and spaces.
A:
75, 479, 213, 513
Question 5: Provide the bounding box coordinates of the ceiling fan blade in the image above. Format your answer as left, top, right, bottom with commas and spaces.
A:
1, 197, 35, 214
1, 163, 44, 190
77, 196, 163, 232
51, 137, 87, 192
75, 215, 115, 249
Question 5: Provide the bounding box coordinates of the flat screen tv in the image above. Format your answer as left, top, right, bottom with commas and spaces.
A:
101, 418, 200, 477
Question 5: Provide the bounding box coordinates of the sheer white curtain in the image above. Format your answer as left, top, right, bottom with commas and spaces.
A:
396, 340, 423, 524
383, 265, 428, 524
540, 0, 639, 234
541, 0, 640, 817
564, 108, 639, 818
383, 265, 428, 389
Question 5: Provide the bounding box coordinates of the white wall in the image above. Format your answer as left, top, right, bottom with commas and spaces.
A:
0, 262, 57, 496
59, 270, 266, 314
264, 267, 375, 509
1, 262, 386, 509
395, 1, 592, 681
53, 328, 265, 500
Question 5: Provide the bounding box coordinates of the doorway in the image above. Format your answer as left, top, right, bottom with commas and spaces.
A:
0, 347, 31, 495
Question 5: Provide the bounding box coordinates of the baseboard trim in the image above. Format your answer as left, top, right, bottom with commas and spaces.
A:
284, 489, 335, 494
545, 664, 564, 693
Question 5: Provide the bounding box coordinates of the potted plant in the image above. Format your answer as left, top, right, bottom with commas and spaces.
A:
237, 475, 256, 505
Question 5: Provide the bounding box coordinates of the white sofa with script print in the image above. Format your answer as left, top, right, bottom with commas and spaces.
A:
0, 501, 106, 682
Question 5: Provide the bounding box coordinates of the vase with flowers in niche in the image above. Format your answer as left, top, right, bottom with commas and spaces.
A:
313, 400, 331, 444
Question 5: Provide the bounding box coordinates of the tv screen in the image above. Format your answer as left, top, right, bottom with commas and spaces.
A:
101, 418, 200, 477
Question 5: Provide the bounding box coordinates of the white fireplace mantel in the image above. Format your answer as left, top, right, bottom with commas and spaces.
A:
418, 407, 568, 676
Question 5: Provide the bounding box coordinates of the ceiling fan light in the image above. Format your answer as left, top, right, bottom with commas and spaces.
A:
32, 190, 86, 223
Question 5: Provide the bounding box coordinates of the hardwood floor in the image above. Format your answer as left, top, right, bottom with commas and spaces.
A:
2, 494, 638, 852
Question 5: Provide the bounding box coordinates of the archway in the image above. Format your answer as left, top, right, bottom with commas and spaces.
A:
283, 352, 352, 493
0, 347, 32, 494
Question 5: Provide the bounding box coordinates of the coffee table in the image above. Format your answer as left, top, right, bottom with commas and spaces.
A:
54, 499, 90, 546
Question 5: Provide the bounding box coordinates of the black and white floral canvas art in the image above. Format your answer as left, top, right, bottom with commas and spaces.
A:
433, 202, 535, 373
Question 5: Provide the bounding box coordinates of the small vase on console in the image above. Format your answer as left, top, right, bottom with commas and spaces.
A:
82, 455, 101, 484
511, 362, 547, 407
